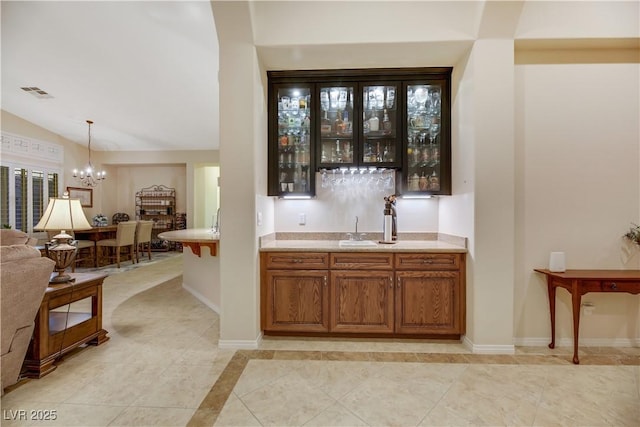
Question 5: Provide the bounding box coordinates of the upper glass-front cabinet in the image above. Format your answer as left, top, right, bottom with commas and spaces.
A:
404, 82, 446, 194
318, 85, 355, 168
361, 84, 400, 167
269, 84, 314, 197
267, 68, 452, 197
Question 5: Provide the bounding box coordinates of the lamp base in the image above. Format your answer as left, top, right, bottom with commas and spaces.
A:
45, 242, 77, 284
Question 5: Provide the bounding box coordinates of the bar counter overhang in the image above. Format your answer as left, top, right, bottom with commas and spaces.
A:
158, 228, 220, 313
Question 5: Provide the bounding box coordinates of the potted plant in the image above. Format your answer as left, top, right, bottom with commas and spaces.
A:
624, 223, 640, 246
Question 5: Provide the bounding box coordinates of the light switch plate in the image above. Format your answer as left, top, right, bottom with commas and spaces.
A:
298, 213, 306, 225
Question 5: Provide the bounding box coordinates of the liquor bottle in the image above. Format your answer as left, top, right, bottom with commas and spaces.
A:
382, 109, 391, 134
334, 110, 344, 135
429, 171, 440, 190
363, 111, 370, 134
343, 109, 352, 134
321, 110, 332, 135
369, 112, 379, 132
320, 89, 329, 111
365, 143, 373, 163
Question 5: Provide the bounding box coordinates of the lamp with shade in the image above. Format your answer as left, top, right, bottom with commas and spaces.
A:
34, 192, 92, 283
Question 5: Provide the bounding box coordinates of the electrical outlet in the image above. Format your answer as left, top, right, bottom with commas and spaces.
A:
298, 213, 306, 225
257, 211, 263, 227
582, 302, 594, 315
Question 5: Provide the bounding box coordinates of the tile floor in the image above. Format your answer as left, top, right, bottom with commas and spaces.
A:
2, 254, 639, 427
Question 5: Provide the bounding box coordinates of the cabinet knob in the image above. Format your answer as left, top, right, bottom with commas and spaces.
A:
610, 282, 617, 290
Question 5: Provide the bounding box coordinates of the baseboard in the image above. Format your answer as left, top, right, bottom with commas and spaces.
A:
181, 282, 220, 314
462, 335, 516, 354
513, 337, 640, 347
218, 333, 263, 350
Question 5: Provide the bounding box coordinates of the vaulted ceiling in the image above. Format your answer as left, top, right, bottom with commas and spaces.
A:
1, 1, 219, 151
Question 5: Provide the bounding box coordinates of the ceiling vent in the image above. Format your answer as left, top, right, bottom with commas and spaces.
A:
21, 86, 54, 99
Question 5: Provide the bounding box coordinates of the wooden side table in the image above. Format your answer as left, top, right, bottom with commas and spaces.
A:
534, 269, 640, 364
22, 272, 110, 378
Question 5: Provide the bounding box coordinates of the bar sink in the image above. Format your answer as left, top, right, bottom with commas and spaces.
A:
338, 240, 377, 247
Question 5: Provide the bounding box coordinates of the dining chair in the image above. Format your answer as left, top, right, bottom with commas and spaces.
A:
47, 230, 95, 271
96, 221, 137, 268
135, 220, 154, 263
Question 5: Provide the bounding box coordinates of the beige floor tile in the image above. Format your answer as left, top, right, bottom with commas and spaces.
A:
108, 406, 196, 427
237, 369, 335, 426
213, 393, 261, 426
303, 401, 368, 426
232, 359, 300, 397
62, 360, 167, 406
340, 375, 440, 426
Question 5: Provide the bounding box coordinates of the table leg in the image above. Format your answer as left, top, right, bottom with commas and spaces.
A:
547, 279, 556, 349
571, 280, 581, 364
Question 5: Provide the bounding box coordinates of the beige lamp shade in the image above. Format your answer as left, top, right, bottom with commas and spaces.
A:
34, 195, 92, 231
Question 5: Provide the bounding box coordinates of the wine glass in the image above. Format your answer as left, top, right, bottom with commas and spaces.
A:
427, 87, 441, 115
430, 120, 440, 143
413, 86, 428, 111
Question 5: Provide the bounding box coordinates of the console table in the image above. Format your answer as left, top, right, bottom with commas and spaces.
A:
22, 272, 109, 378
534, 269, 640, 364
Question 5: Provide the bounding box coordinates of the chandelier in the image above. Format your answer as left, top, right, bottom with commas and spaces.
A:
72, 119, 106, 187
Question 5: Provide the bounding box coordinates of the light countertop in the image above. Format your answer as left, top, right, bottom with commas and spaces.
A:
158, 228, 219, 243
259, 239, 466, 253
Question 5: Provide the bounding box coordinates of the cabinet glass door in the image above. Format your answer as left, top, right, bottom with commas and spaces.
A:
275, 86, 312, 195
317, 85, 355, 168
361, 84, 400, 167
405, 83, 443, 193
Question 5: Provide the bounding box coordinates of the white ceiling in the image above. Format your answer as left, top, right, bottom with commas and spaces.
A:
1, 1, 219, 151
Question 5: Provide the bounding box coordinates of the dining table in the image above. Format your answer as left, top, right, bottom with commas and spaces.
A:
75, 225, 118, 242
74, 225, 118, 267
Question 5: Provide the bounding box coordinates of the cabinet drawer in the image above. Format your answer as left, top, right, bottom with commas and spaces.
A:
265, 252, 329, 269
395, 253, 461, 270
582, 280, 640, 293
330, 252, 393, 270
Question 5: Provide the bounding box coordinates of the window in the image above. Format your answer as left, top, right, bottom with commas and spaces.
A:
0, 166, 8, 227
1, 132, 62, 233
0, 165, 60, 233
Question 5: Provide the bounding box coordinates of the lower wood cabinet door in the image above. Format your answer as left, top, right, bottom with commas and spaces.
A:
395, 270, 462, 334
330, 271, 394, 333
265, 270, 329, 332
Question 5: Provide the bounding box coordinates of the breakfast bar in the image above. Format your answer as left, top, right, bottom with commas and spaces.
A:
158, 228, 220, 313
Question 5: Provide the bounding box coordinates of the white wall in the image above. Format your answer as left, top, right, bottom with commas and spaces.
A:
213, 0, 263, 346
194, 165, 220, 229
274, 173, 439, 233
113, 164, 186, 221
515, 62, 640, 345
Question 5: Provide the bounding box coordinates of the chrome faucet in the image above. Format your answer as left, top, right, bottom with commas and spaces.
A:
347, 216, 366, 241
214, 208, 220, 233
